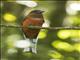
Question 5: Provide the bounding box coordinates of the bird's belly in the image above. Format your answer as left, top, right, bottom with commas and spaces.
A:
24, 29, 40, 38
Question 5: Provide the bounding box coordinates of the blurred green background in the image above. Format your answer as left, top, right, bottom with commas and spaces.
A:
0, 0, 80, 60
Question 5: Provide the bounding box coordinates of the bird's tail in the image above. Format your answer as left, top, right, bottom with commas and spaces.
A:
23, 38, 38, 54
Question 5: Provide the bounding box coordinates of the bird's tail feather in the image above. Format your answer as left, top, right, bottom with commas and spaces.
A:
23, 38, 38, 54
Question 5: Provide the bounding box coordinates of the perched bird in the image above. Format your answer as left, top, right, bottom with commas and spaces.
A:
21, 10, 44, 54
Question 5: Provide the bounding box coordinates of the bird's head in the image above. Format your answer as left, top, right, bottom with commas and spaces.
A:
30, 10, 44, 14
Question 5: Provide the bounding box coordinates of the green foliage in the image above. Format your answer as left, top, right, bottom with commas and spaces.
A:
1, 1, 80, 60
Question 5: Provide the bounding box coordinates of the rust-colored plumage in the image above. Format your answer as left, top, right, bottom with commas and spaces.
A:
22, 17, 44, 38
22, 10, 44, 39
21, 10, 44, 53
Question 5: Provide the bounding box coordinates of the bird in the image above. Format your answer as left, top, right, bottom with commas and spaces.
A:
21, 10, 44, 54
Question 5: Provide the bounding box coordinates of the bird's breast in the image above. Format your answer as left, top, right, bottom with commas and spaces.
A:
22, 17, 44, 39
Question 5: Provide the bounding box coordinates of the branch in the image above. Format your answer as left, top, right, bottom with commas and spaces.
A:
0, 24, 80, 30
